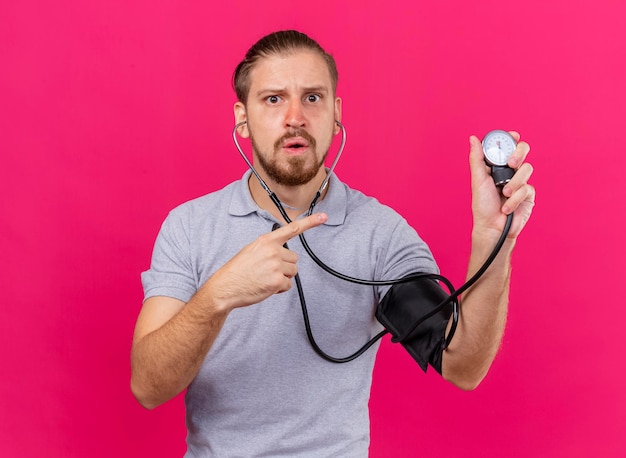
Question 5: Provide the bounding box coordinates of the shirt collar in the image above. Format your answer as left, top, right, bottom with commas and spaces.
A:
229, 170, 347, 226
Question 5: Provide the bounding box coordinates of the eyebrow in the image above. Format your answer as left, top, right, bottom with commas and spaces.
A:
255, 86, 330, 97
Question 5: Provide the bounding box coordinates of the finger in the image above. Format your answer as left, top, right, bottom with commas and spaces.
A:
508, 131, 521, 142
508, 140, 530, 169
282, 262, 298, 279
275, 277, 294, 294
502, 183, 535, 215
271, 213, 328, 244
502, 162, 534, 198
279, 246, 298, 264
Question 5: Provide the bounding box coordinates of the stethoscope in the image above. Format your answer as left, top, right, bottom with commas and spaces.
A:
232, 120, 513, 363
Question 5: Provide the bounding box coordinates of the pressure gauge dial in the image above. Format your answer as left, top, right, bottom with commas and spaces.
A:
482, 130, 517, 187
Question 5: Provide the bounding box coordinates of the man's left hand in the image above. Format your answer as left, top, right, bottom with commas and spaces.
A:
469, 132, 535, 240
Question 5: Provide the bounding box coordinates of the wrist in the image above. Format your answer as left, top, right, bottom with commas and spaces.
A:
471, 226, 516, 259
195, 278, 235, 317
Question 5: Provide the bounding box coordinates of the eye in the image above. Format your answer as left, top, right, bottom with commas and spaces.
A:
305, 94, 321, 103
266, 95, 282, 104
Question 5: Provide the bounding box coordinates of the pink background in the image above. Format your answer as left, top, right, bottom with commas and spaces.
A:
2, 0, 625, 456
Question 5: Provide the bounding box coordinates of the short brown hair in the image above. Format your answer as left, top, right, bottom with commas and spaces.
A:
232, 30, 338, 104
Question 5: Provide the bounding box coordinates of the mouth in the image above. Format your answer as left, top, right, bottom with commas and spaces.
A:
282, 137, 310, 155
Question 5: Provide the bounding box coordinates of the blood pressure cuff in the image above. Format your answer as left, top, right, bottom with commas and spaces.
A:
375, 277, 452, 374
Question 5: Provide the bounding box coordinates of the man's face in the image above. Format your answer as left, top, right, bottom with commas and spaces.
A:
234, 50, 342, 187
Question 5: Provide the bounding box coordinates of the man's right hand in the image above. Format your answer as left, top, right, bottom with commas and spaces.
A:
204, 212, 328, 312
131, 212, 328, 408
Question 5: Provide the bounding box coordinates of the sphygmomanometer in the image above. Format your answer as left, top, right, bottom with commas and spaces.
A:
234, 122, 517, 373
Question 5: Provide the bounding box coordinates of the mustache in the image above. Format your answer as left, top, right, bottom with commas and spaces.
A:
274, 129, 317, 150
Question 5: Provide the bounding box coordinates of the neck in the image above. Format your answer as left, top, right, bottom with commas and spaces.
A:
248, 168, 328, 223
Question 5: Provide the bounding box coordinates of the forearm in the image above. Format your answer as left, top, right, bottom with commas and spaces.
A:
130, 286, 230, 409
442, 231, 516, 390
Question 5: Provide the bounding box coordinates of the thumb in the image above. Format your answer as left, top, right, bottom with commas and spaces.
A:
469, 135, 490, 184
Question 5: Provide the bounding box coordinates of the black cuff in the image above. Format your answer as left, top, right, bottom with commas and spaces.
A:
375, 277, 452, 374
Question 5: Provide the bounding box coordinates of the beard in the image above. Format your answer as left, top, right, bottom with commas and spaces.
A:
251, 128, 327, 186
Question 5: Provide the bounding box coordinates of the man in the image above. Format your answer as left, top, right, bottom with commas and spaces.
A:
131, 30, 535, 456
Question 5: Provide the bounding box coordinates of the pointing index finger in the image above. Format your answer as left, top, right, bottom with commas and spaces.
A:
271, 213, 328, 244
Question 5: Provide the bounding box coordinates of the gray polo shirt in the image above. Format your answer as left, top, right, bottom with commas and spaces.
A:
142, 171, 437, 457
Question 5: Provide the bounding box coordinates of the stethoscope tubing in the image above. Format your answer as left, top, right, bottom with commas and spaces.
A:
233, 121, 512, 360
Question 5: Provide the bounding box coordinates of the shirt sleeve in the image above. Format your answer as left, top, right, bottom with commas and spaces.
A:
375, 216, 449, 374
141, 208, 198, 303
375, 215, 439, 299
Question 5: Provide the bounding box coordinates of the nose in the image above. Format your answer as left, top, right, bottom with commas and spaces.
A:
285, 99, 306, 128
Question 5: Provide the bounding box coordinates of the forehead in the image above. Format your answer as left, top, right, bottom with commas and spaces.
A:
248, 50, 333, 94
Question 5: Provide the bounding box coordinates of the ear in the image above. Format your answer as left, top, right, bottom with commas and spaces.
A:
234, 102, 250, 138
333, 97, 342, 135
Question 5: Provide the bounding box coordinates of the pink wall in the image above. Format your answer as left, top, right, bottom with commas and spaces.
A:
2, 1, 625, 456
